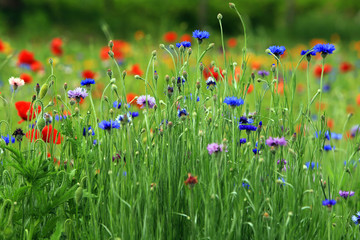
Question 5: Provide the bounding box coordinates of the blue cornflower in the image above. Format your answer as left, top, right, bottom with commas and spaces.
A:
239, 138, 247, 145
1, 134, 15, 145
305, 162, 319, 170
192, 30, 210, 43
55, 114, 68, 121
80, 78, 95, 86
242, 182, 250, 189
178, 109, 188, 118
324, 145, 334, 151
117, 113, 132, 124
206, 77, 216, 90
322, 199, 336, 207
83, 126, 95, 136
252, 148, 259, 154
323, 84, 331, 92
351, 212, 360, 225
176, 41, 191, 48
267, 46, 286, 58
300, 49, 316, 56
113, 101, 122, 109
278, 177, 286, 186
239, 116, 254, 124
331, 133, 342, 140
98, 120, 120, 130
130, 112, 139, 118
224, 96, 244, 107
177, 76, 186, 86
315, 131, 330, 140
313, 43, 335, 57
239, 124, 257, 131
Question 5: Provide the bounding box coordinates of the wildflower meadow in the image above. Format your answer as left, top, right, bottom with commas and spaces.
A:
1, 1, 360, 239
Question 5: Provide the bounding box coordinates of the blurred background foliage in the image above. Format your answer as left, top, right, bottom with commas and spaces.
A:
0, 0, 360, 42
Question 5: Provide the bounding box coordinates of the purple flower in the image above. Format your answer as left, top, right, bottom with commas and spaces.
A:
257, 70, 269, 77
192, 30, 210, 43
68, 87, 88, 100
324, 145, 334, 151
339, 190, 355, 199
350, 125, 360, 137
239, 124, 257, 131
136, 95, 156, 109
265, 137, 287, 147
277, 159, 287, 171
224, 96, 244, 107
178, 108, 188, 118
239, 138, 247, 145
207, 143, 226, 155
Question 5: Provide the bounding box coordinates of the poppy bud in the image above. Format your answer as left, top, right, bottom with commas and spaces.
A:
36, 83, 40, 94
64, 82, 67, 91
32, 95, 36, 102
152, 50, 157, 57
159, 44, 165, 50
36, 118, 46, 131
165, 75, 170, 84
217, 13, 223, 20
122, 70, 126, 80
208, 43, 215, 50
229, 2, 235, 9
169, 44, 175, 51
39, 84, 49, 99
74, 107, 79, 115
75, 187, 83, 205
108, 50, 114, 58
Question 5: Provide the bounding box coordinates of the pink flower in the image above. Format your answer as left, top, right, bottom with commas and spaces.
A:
9, 77, 25, 87
207, 143, 227, 155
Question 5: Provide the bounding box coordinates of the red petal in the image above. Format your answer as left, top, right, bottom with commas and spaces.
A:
42, 125, 62, 144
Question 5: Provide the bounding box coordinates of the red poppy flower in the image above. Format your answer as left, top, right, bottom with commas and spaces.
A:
180, 34, 192, 42
247, 84, 254, 94
0, 40, 4, 52
126, 93, 141, 108
251, 61, 261, 70
340, 62, 353, 73
274, 81, 284, 95
30, 61, 43, 72
357, 94, 360, 106
128, 64, 143, 76
18, 50, 35, 65
82, 70, 96, 79
327, 118, 334, 130
184, 173, 198, 188
163, 31, 177, 43
314, 64, 332, 78
227, 38, 237, 48
20, 73, 32, 84
15, 101, 41, 124
51, 38, 63, 56
41, 125, 62, 144
26, 129, 40, 142
203, 66, 224, 81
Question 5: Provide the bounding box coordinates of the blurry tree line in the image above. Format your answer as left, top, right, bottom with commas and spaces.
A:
0, 0, 360, 41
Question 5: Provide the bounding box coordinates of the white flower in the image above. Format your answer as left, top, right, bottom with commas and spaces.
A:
9, 77, 25, 87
